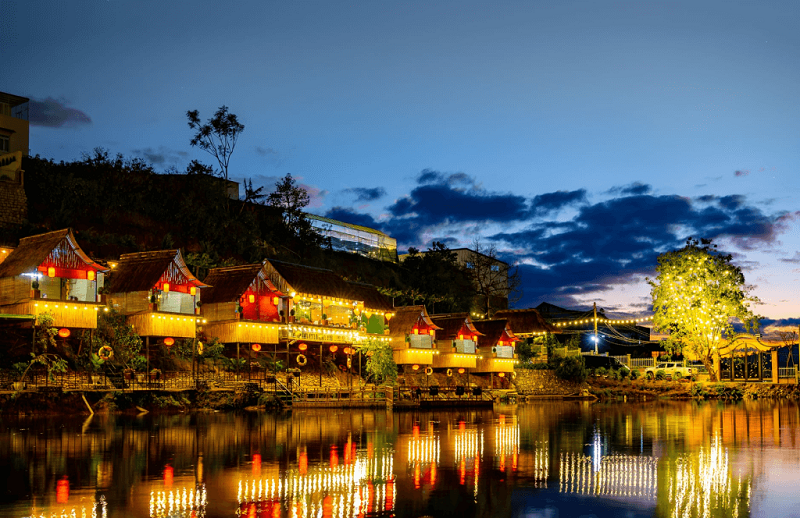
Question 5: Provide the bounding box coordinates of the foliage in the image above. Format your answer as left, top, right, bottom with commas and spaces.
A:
554, 355, 587, 382
266, 173, 320, 243
356, 338, 398, 385
655, 369, 666, 380
595, 366, 607, 377
690, 383, 707, 398
630, 369, 640, 380
90, 311, 145, 371
465, 239, 522, 317
649, 238, 761, 381
32, 313, 58, 355
399, 242, 474, 314
187, 106, 245, 182
17, 352, 68, 383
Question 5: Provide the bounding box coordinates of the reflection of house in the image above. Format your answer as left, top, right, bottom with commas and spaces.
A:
0, 229, 107, 329
106, 250, 208, 339
430, 314, 483, 370
388, 306, 442, 367
472, 319, 519, 374
307, 213, 397, 262
201, 264, 284, 346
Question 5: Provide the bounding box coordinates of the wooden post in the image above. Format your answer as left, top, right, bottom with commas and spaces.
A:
236, 343, 240, 380
758, 352, 763, 382
319, 344, 323, 388
771, 349, 779, 383
146, 336, 150, 382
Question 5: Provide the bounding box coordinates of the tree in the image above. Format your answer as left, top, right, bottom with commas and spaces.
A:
465, 239, 521, 318
266, 173, 322, 248
187, 106, 245, 183
400, 243, 474, 314
356, 338, 398, 385
649, 238, 761, 381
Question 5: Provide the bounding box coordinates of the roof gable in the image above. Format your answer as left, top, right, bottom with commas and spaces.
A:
107, 249, 207, 293
493, 308, 560, 335
202, 264, 281, 304
0, 228, 106, 278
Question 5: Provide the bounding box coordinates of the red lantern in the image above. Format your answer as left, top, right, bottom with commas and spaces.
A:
162, 282, 170, 292
252, 343, 261, 352
164, 337, 175, 346
190, 286, 196, 296
298, 343, 308, 351
248, 294, 255, 303
47, 267, 55, 277
87, 270, 95, 281
329, 345, 338, 353
58, 328, 70, 338
458, 368, 465, 374
429, 329, 435, 336
412, 364, 420, 371
413, 328, 419, 335
498, 372, 505, 378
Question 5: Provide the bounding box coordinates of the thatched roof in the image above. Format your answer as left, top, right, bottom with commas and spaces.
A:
473, 319, 518, 346
107, 249, 207, 293
388, 305, 442, 338
493, 308, 560, 335
430, 315, 485, 340
264, 259, 356, 300
202, 264, 281, 304
0, 228, 106, 278
346, 281, 393, 312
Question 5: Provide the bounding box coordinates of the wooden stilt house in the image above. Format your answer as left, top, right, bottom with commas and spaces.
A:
106, 250, 208, 339
388, 306, 442, 368
430, 314, 483, 371
472, 319, 520, 374
492, 309, 559, 339
0, 229, 107, 329
201, 264, 285, 346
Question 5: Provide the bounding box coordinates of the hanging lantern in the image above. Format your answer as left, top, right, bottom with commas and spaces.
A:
429, 329, 435, 336
58, 328, 70, 338
190, 286, 196, 296
329, 345, 338, 353
412, 364, 420, 371
458, 334, 464, 340
385, 313, 393, 320
248, 294, 255, 303
47, 267, 55, 278
252, 343, 261, 352
87, 270, 95, 281
273, 296, 279, 305
458, 368, 465, 374
162, 282, 170, 292
298, 343, 308, 351
164, 337, 175, 346
498, 372, 506, 378
413, 328, 419, 335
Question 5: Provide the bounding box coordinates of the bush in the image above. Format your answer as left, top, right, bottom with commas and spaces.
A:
555, 355, 587, 383
672, 371, 683, 381
655, 369, 666, 380
690, 384, 706, 398
608, 369, 620, 381
630, 369, 640, 380
596, 367, 608, 377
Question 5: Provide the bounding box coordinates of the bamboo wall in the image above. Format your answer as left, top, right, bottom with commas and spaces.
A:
0, 300, 101, 328
475, 357, 516, 373
108, 291, 150, 315
0, 276, 30, 305
128, 311, 197, 338
433, 353, 477, 369
393, 348, 435, 366
204, 320, 281, 344
203, 302, 238, 322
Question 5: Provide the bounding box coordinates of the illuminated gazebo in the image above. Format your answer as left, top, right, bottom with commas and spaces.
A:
388, 305, 442, 369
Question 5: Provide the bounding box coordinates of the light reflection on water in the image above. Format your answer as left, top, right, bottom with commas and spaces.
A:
1, 400, 799, 517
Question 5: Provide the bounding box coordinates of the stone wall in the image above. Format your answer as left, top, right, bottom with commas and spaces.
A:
0, 180, 27, 226
512, 368, 586, 395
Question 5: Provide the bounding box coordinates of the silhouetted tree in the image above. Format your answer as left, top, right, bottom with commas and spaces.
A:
187, 106, 244, 183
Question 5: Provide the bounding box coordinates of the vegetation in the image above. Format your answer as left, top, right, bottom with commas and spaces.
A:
466, 239, 522, 317
356, 338, 398, 385
554, 355, 587, 383
649, 238, 761, 382
187, 105, 245, 183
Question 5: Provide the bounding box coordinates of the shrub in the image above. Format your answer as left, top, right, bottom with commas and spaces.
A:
690, 384, 706, 398
630, 369, 640, 380
555, 355, 587, 383
655, 369, 666, 380
608, 369, 620, 381
672, 371, 683, 381
596, 367, 608, 377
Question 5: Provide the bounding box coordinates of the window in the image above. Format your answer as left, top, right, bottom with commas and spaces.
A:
0, 135, 9, 153
465, 261, 474, 269
490, 264, 500, 272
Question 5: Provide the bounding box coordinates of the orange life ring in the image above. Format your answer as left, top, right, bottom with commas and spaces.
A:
425, 366, 433, 376
98, 346, 113, 361
297, 354, 307, 366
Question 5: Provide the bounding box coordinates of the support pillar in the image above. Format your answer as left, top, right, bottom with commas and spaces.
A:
771, 349, 779, 383
236, 343, 240, 380
713, 353, 721, 382
758, 352, 763, 382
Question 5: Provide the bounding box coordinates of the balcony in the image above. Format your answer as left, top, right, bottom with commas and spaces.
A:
204, 320, 283, 344
127, 311, 198, 338
453, 339, 476, 354
493, 345, 514, 358
3, 300, 103, 329
475, 356, 517, 373
408, 334, 434, 349
432, 351, 477, 369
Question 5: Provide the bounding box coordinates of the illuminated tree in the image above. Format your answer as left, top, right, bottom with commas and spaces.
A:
356, 338, 397, 386
649, 238, 760, 381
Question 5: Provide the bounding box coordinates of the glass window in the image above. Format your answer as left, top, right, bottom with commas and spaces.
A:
0, 135, 9, 153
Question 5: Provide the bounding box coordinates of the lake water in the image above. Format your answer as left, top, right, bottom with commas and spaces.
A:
2, 400, 800, 518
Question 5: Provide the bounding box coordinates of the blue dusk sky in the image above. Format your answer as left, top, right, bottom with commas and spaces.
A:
3, 0, 799, 325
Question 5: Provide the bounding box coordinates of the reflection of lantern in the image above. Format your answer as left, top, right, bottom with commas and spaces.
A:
248, 294, 255, 303
299, 450, 308, 475
87, 270, 95, 281
58, 328, 70, 338
163, 465, 173, 487
56, 476, 69, 503
412, 364, 420, 371
252, 343, 261, 352
329, 345, 338, 353
273, 297, 279, 305
329, 446, 339, 468
252, 453, 261, 477
164, 337, 175, 346
48, 267, 55, 277
162, 282, 170, 292
458, 368, 465, 374
298, 343, 307, 351
190, 286, 196, 296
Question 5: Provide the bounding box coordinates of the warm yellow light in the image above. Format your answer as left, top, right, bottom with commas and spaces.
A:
87, 270, 95, 281
248, 294, 255, 303
190, 287, 197, 296
163, 283, 170, 292
47, 267, 55, 277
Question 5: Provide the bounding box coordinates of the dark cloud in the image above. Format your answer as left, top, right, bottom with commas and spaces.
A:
608, 182, 652, 196
343, 187, 386, 202
530, 189, 587, 216
779, 252, 800, 264
255, 146, 278, 156
132, 146, 188, 166
29, 97, 92, 128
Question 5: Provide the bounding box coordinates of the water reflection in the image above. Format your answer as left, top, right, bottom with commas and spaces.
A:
1, 401, 799, 517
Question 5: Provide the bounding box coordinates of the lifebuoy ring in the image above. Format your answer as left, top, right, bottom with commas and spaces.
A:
511, 371, 517, 380
446, 368, 453, 377
296, 354, 307, 366
97, 345, 113, 361
424, 366, 433, 376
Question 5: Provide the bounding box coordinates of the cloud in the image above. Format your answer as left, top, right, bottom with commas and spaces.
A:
780, 252, 800, 264
530, 189, 587, 216
29, 97, 92, 128
343, 187, 386, 202
132, 146, 188, 166
255, 146, 278, 156
255, 146, 283, 167
607, 182, 652, 196
323, 207, 383, 229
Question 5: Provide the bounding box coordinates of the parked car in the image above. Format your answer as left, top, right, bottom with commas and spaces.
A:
583, 355, 630, 373
644, 362, 693, 380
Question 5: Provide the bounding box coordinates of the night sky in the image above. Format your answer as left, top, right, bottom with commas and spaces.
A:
4, 1, 799, 327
